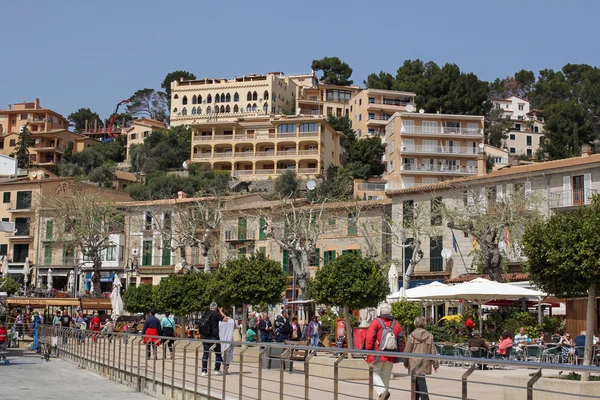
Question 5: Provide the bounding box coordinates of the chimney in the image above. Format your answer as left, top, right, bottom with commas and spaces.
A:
581, 143, 592, 157
177, 191, 187, 199
477, 152, 487, 176
34, 98, 40, 109
508, 154, 520, 166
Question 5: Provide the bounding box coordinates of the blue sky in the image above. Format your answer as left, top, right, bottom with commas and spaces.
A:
1, 0, 598, 119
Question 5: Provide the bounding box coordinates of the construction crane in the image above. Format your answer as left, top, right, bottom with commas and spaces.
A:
107, 99, 131, 137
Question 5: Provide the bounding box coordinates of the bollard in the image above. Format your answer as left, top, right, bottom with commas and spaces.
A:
527, 369, 542, 400
462, 364, 476, 399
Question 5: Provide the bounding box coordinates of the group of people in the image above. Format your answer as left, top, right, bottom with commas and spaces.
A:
246, 310, 304, 344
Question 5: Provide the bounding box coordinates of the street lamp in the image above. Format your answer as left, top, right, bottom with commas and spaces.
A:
125, 257, 139, 289
72, 262, 88, 298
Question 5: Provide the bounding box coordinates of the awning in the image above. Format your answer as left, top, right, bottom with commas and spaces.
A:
85, 272, 115, 283
5, 297, 112, 310
38, 270, 70, 277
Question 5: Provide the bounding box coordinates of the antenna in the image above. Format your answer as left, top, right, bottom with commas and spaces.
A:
419, 109, 425, 114
306, 180, 317, 191
405, 104, 414, 113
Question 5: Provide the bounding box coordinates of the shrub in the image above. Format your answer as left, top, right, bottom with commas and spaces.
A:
391, 300, 421, 332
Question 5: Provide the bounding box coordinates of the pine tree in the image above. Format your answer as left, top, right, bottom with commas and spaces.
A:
10, 123, 34, 169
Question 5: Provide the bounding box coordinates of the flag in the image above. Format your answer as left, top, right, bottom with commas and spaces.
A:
452, 231, 459, 253
472, 238, 477, 250
505, 226, 511, 247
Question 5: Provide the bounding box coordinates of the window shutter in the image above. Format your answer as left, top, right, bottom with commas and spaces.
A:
525, 181, 532, 196
563, 176, 572, 206
282, 250, 289, 274
315, 248, 320, 267
496, 185, 503, 203
479, 187, 487, 212
259, 216, 267, 240
584, 173, 592, 204
238, 217, 247, 240
46, 220, 53, 241
505, 184, 513, 199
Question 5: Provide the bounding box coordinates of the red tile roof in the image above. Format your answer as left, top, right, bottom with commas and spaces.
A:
445, 273, 529, 284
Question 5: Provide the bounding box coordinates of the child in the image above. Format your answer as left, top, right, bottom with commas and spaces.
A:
246, 327, 257, 342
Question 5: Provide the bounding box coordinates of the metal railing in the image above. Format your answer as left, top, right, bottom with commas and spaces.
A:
400, 145, 478, 155
357, 183, 386, 191
402, 127, 484, 136
368, 100, 412, 107
400, 164, 478, 174
37, 326, 600, 400
548, 189, 597, 208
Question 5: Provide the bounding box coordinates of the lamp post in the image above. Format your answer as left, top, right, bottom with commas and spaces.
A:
125, 257, 138, 289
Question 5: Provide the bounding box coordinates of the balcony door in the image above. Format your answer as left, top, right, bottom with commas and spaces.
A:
573, 175, 584, 205
13, 244, 29, 263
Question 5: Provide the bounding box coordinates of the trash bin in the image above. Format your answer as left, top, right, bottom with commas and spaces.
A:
353, 327, 368, 349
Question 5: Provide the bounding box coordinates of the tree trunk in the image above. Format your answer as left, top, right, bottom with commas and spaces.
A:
486, 247, 504, 282
180, 315, 186, 338
91, 257, 102, 297
402, 240, 422, 290
241, 304, 248, 342
582, 283, 597, 381
344, 305, 354, 350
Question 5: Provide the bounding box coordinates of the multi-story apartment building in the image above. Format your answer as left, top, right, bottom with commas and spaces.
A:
296, 83, 361, 117
384, 111, 485, 190
0, 129, 97, 167
123, 118, 167, 161
0, 175, 130, 290
0, 99, 69, 135
385, 148, 600, 299
189, 115, 345, 180
492, 96, 544, 157
169, 73, 298, 126
349, 89, 416, 139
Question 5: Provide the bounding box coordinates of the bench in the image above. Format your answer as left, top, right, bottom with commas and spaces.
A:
263, 340, 309, 372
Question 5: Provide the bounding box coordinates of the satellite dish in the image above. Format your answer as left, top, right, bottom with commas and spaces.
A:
405, 104, 414, 113
37, 170, 43, 177
419, 109, 425, 114
306, 180, 317, 191
478, 143, 485, 149
29, 172, 37, 180
441, 248, 452, 260
295, 108, 301, 116
35, 139, 41, 144
174, 262, 183, 273
182, 160, 190, 170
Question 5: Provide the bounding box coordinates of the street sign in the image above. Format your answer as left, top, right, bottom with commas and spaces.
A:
441, 248, 452, 260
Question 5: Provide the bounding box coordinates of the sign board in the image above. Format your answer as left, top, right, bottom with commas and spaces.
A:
441, 248, 452, 260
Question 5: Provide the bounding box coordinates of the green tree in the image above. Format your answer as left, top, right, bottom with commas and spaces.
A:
307, 165, 353, 202
212, 252, 287, 333
113, 113, 133, 128
126, 88, 168, 121
273, 170, 300, 198
391, 300, 421, 333
514, 69, 535, 95
129, 125, 191, 173
62, 141, 74, 163
154, 272, 213, 336
346, 137, 385, 179
305, 253, 389, 348
0, 276, 20, 296
123, 283, 155, 314
71, 138, 126, 174
10, 123, 34, 169
162, 70, 197, 99
541, 101, 596, 159
522, 196, 600, 377
311, 57, 353, 86
68, 108, 103, 132
327, 115, 355, 140
364, 72, 395, 90
485, 107, 513, 147
88, 163, 116, 188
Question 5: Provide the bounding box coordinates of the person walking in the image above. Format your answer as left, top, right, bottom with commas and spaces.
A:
257, 312, 273, 343
59, 310, 72, 345
275, 310, 291, 343
200, 303, 226, 376
161, 311, 176, 359
15, 310, 24, 339
306, 316, 321, 351
141, 310, 162, 360
404, 316, 439, 400
219, 310, 235, 373
90, 313, 101, 343
289, 317, 302, 342
365, 303, 404, 400
248, 311, 258, 335
103, 318, 115, 343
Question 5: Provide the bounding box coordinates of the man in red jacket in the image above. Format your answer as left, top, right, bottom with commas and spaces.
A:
90, 313, 102, 343
365, 303, 404, 400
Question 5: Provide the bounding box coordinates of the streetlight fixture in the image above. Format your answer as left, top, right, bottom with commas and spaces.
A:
125, 257, 139, 289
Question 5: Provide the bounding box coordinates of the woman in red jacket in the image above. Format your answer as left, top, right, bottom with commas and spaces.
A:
365, 303, 404, 400
90, 313, 102, 343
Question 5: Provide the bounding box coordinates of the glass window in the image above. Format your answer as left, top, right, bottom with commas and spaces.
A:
234, 92, 239, 102
277, 124, 296, 133
324, 250, 336, 266
429, 237, 443, 272
431, 197, 443, 226
299, 123, 318, 132
509, 134, 516, 140
422, 121, 438, 133
347, 213, 357, 235
403, 200, 414, 225
182, 96, 188, 105
181, 108, 187, 116
3, 192, 10, 203
526, 136, 532, 146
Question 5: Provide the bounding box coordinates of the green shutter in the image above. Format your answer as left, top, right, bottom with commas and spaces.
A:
315, 248, 320, 267
2, 192, 10, 203
0, 244, 7, 256
44, 246, 52, 265
259, 216, 267, 240
46, 220, 53, 241
238, 247, 247, 258
282, 250, 289, 274
238, 217, 247, 240
62, 245, 73, 266
324, 250, 336, 266
347, 214, 357, 235
161, 240, 171, 266
430, 237, 443, 272
142, 240, 153, 266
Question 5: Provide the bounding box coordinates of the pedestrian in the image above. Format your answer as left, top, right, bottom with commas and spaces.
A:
78, 314, 88, 344
90, 313, 101, 343
365, 303, 404, 400
59, 309, 72, 345
141, 310, 162, 360
307, 315, 321, 350
15, 310, 24, 339
219, 310, 235, 373
31, 312, 42, 351
275, 310, 291, 343
161, 311, 176, 359
200, 302, 226, 376
103, 318, 115, 343
257, 312, 273, 343
403, 316, 439, 400
248, 311, 258, 334
290, 317, 302, 341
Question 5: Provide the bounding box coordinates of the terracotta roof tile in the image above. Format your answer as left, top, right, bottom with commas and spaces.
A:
445, 273, 529, 284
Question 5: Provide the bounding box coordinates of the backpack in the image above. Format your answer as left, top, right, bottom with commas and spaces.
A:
199, 311, 213, 338
376, 318, 399, 351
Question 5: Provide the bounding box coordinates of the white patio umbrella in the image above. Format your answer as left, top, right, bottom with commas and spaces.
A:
110, 274, 124, 321
36, 269, 42, 289
22, 257, 30, 292
387, 264, 399, 295
47, 269, 53, 290
387, 281, 448, 302
1, 256, 8, 278
408, 278, 545, 331
67, 270, 75, 294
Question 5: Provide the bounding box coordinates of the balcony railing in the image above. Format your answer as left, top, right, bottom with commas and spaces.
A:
234, 134, 255, 140
255, 169, 275, 175
233, 170, 255, 176
400, 164, 477, 174
298, 149, 318, 156
298, 168, 319, 174
402, 127, 484, 136
224, 229, 256, 241
400, 145, 478, 155
548, 189, 597, 208
7, 228, 31, 238
357, 183, 386, 191
234, 152, 254, 158
368, 99, 412, 107
367, 115, 392, 121
255, 151, 275, 157
212, 152, 233, 158
8, 200, 32, 211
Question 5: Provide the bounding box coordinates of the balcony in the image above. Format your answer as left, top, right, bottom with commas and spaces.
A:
298, 168, 319, 174
367, 115, 392, 124
548, 189, 597, 209
212, 152, 233, 159
358, 183, 386, 191
234, 152, 254, 158
400, 145, 478, 156
7, 229, 32, 240
225, 229, 256, 241
34, 144, 64, 152
366, 100, 412, 112
8, 200, 32, 212
400, 164, 477, 175
233, 170, 255, 177
193, 132, 320, 143
298, 150, 318, 156
401, 126, 484, 137
255, 151, 275, 157
277, 150, 297, 157
192, 153, 212, 160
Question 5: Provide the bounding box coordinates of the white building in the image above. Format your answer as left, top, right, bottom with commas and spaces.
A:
492, 96, 544, 158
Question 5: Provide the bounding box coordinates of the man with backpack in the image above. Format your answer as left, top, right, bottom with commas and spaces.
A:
199, 302, 226, 376
365, 303, 404, 400
274, 310, 291, 343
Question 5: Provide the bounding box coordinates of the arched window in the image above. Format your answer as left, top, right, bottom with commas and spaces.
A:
215, 106, 219, 114
220, 105, 225, 113
234, 105, 239, 112
215, 94, 220, 103
206, 106, 211, 114
233, 92, 239, 102
252, 103, 257, 111
191, 107, 197, 115
247, 103, 252, 111
263, 103, 268, 113
198, 95, 203, 103
264, 90, 269, 100
182, 96, 188, 105
192, 95, 197, 104
221, 93, 226, 102
247, 91, 252, 101
197, 107, 202, 115
225, 93, 231, 102
207, 94, 212, 103
173, 107, 178, 113
173, 94, 179, 99
182, 107, 188, 116
252, 91, 258, 101
225, 105, 230, 113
